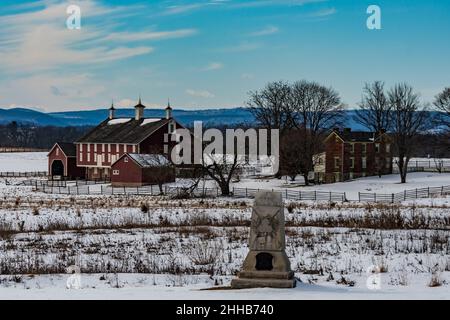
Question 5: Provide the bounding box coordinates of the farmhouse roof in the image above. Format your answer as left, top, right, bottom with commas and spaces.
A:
329, 129, 385, 143
128, 153, 172, 168
76, 117, 170, 144
55, 142, 76, 157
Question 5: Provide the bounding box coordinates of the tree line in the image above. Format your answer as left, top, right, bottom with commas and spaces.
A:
0, 122, 92, 150
247, 80, 449, 184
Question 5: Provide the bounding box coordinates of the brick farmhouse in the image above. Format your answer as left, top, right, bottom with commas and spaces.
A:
314, 128, 393, 183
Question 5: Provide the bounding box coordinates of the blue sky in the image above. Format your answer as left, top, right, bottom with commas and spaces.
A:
0, 0, 449, 112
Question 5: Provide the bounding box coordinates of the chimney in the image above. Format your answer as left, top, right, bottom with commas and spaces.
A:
165, 99, 173, 119
135, 96, 145, 121
109, 101, 115, 120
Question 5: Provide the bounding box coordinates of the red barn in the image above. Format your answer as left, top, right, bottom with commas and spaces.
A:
111, 153, 175, 187
74, 99, 183, 180
47, 142, 85, 179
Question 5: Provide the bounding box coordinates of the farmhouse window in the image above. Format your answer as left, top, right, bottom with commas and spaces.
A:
94, 144, 97, 152
113, 170, 119, 175
375, 143, 380, 153
79, 152, 83, 162
87, 144, 90, 152
362, 144, 367, 154
87, 153, 90, 162
350, 143, 355, 153
334, 157, 340, 169
362, 157, 367, 169
56, 148, 59, 155
80, 144, 83, 152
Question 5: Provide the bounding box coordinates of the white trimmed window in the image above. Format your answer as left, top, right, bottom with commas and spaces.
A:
80, 144, 83, 152
87, 144, 91, 152
132, 145, 136, 153
79, 152, 83, 162
362, 143, 367, 154
87, 153, 90, 162
116, 144, 120, 153
124, 157, 129, 163
94, 144, 97, 152
113, 170, 120, 175
362, 157, 367, 169
56, 148, 59, 156
107, 144, 110, 152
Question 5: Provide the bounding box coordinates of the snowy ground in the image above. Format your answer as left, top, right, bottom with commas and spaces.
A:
0, 152, 47, 172
230, 172, 450, 200
0, 273, 448, 300
0, 178, 449, 299
0, 153, 449, 299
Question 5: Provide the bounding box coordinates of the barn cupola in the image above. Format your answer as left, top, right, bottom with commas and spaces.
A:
109, 100, 115, 120
165, 99, 173, 119
135, 96, 145, 121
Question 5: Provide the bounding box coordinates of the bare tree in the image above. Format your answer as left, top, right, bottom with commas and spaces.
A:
354, 81, 391, 132
290, 80, 343, 185
144, 152, 176, 194
246, 81, 295, 135
201, 153, 243, 196
434, 87, 450, 130
279, 130, 305, 181
389, 84, 429, 183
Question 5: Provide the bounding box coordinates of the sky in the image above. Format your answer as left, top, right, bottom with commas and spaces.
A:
0, 0, 449, 112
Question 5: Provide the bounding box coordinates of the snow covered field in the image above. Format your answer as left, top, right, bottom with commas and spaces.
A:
0, 152, 47, 172
231, 172, 450, 200
0, 153, 449, 299
0, 178, 449, 299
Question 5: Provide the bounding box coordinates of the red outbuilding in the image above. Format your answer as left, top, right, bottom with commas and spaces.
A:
47, 142, 85, 179
111, 153, 175, 187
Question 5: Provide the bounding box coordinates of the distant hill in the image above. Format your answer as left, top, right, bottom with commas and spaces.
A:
0, 107, 255, 128
0, 107, 443, 131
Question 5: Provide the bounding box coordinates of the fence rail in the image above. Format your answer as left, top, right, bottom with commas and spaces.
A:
22, 180, 347, 201
359, 185, 450, 203
0, 171, 47, 178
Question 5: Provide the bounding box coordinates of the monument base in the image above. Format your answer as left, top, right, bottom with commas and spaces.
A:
231, 274, 296, 289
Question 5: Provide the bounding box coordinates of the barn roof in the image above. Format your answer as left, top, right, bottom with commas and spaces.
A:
328, 129, 384, 143
76, 118, 170, 144
128, 153, 172, 168
52, 142, 76, 157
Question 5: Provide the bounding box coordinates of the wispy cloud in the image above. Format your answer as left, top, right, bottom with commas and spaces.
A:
186, 89, 215, 98
310, 7, 337, 18
105, 29, 198, 42
221, 41, 262, 53
248, 25, 279, 37
0, 1, 196, 73
203, 62, 224, 71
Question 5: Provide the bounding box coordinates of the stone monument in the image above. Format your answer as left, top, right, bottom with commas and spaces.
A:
231, 191, 296, 289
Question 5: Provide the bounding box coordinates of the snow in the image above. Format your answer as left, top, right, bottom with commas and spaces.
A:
140, 118, 162, 126
0, 152, 47, 172
229, 172, 450, 201
108, 118, 132, 125
0, 273, 448, 300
